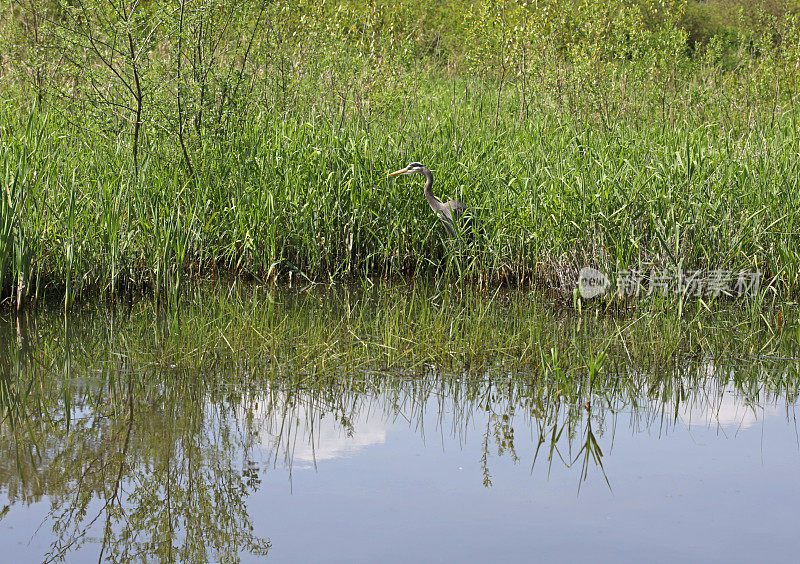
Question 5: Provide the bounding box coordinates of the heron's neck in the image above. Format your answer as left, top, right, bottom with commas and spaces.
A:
421, 168, 441, 211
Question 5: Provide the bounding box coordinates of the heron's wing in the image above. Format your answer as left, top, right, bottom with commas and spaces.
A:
445, 200, 468, 218
442, 201, 478, 239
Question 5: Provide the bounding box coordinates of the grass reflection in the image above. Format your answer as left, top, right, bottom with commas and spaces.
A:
0, 284, 798, 561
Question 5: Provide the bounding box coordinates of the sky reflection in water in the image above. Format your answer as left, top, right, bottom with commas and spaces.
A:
247, 379, 799, 563
1, 295, 799, 562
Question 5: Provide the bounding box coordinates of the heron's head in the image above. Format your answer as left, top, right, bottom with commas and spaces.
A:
389, 162, 426, 177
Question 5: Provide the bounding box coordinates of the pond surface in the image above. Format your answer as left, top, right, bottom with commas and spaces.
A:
1, 286, 799, 562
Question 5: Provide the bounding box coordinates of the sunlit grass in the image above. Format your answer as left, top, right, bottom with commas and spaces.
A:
1, 76, 799, 307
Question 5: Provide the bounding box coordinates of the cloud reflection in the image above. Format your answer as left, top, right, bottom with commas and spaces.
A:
256, 397, 388, 468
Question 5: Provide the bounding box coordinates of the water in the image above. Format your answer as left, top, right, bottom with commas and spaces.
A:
247, 383, 800, 563
1, 287, 798, 562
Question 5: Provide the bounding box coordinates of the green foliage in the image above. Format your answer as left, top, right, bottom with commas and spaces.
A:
0, 0, 799, 305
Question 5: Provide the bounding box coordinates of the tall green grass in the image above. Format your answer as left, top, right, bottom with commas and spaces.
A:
0, 76, 798, 306
2, 0, 799, 306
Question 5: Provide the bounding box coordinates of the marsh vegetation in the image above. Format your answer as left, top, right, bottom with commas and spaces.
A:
2, 2, 800, 559
1, 1, 799, 305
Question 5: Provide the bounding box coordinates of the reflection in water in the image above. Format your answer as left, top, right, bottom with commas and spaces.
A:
257, 392, 389, 468
679, 384, 782, 431
0, 288, 798, 561
1, 312, 272, 562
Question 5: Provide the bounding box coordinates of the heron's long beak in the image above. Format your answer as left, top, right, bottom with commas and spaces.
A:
388, 167, 409, 177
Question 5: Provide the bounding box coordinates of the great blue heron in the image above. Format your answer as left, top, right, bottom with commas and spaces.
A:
389, 162, 473, 236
